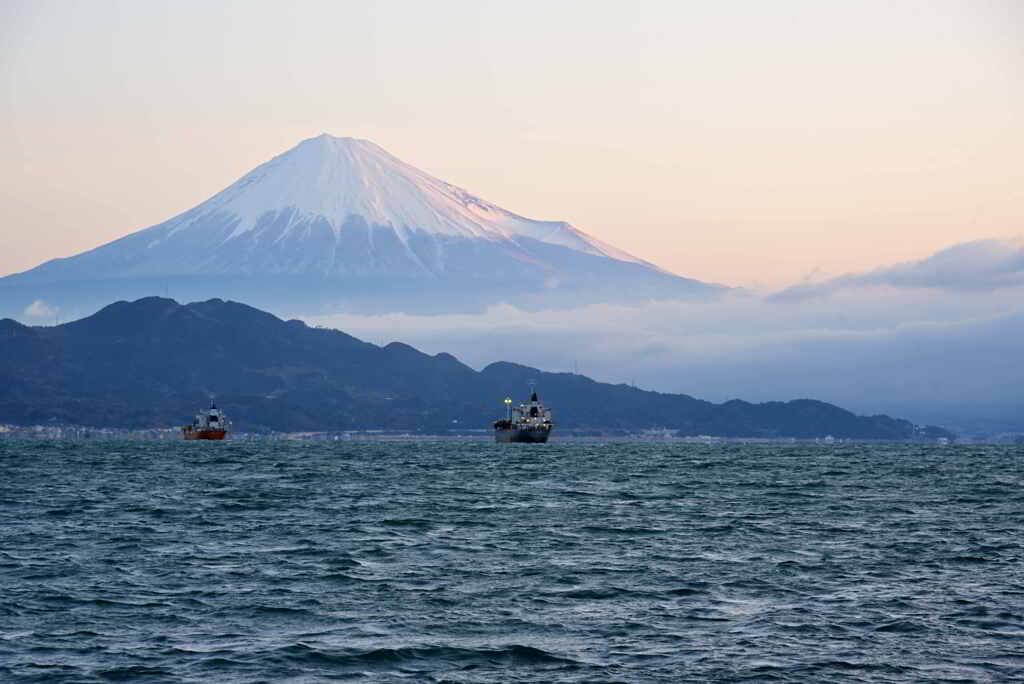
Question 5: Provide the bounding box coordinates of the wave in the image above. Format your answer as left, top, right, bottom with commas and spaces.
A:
3, 441, 1022, 682
274, 643, 583, 669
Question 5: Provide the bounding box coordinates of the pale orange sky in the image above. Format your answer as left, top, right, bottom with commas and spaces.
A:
1, 0, 1021, 289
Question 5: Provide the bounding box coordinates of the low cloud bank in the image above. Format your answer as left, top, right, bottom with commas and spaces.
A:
777, 236, 1024, 300
305, 238, 1024, 434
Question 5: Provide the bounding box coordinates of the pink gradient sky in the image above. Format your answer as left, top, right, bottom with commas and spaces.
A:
1, 0, 1021, 289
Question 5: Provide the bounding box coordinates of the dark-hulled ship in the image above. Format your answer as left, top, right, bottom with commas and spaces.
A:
494, 390, 553, 443
182, 402, 229, 440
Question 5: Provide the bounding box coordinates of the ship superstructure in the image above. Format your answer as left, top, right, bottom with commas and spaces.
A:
494, 390, 553, 443
182, 402, 229, 440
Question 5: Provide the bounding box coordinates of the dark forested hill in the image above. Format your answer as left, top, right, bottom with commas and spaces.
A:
0, 297, 952, 439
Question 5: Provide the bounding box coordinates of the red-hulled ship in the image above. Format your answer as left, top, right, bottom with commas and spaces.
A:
182, 402, 229, 440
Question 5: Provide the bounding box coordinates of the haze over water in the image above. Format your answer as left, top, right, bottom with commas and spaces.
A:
3, 440, 1022, 682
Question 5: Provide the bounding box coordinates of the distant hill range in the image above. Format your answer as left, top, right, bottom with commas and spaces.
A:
0, 134, 722, 320
0, 297, 953, 440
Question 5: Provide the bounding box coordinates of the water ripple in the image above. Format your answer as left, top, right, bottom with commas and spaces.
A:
0, 440, 1021, 682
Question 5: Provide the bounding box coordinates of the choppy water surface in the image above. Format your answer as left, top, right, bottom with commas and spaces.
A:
1, 441, 1023, 682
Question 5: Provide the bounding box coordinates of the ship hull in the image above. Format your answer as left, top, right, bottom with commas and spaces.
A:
495, 428, 551, 443
183, 429, 227, 440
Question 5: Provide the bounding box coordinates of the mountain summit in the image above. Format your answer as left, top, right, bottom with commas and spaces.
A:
2, 134, 720, 318
169, 134, 650, 266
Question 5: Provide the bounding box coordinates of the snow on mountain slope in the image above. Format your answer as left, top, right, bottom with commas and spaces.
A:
154, 134, 656, 269
1, 134, 721, 318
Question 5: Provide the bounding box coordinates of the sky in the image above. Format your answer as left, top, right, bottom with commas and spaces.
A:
2, 0, 1021, 289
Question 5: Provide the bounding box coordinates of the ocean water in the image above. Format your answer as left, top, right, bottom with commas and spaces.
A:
1, 441, 1022, 683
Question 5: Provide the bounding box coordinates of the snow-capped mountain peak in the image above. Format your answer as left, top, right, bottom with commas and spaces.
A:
2, 133, 719, 319
162, 133, 649, 266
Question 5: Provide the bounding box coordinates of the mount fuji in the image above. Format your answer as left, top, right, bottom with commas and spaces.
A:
1, 134, 722, 319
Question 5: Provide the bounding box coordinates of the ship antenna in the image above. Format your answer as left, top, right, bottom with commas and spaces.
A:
528, 379, 538, 402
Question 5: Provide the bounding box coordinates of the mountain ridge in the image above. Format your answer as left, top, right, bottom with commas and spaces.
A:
0, 296, 952, 441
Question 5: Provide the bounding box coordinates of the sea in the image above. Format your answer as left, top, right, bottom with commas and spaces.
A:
1, 440, 1022, 683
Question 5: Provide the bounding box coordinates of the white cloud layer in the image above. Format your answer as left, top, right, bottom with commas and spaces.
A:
23, 299, 57, 320
304, 237, 1024, 434
777, 236, 1024, 299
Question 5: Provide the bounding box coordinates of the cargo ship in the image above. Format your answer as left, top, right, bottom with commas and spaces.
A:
182, 402, 229, 440
494, 389, 553, 443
